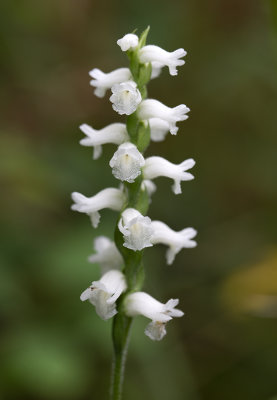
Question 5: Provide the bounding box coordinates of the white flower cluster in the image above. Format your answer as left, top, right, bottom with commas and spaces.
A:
73, 30, 197, 341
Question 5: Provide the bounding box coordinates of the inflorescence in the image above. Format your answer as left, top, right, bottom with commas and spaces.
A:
72, 28, 197, 341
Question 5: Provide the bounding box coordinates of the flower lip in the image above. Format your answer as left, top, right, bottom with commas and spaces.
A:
109, 142, 145, 183
110, 81, 142, 115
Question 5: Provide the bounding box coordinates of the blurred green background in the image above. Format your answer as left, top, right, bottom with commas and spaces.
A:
1, 0, 277, 399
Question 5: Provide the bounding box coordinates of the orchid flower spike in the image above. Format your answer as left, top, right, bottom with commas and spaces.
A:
151, 222, 197, 265
79, 123, 129, 160
143, 157, 195, 194
138, 99, 190, 135
110, 81, 142, 115
89, 67, 132, 98
88, 236, 123, 274
139, 45, 187, 76
117, 33, 139, 52
109, 142, 145, 183
124, 292, 184, 340
71, 188, 126, 228
80, 270, 127, 320
118, 208, 153, 251
149, 118, 171, 142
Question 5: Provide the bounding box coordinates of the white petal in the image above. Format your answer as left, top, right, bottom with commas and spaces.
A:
141, 180, 157, 196
139, 45, 187, 76
81, 270, 127, 320
89, 68, 132, 98
138, 99, 190, 135
149, 118, 171, 142
117, 33, 139, 51
109, 142, 145, 183
124, 291, 184, 340
88, 236, 123, 274
143, 157, 195, 194
79, 123, 129, 160
151, 221, 197, 264
110, 81, 142, 115
71, 188, 126, 227
150, 62, 163, 79
118, 209, 153, 251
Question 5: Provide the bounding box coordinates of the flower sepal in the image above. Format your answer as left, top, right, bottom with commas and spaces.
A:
127, 26, 151, 84
136, 62, 152, 92
136, 120, 151, 153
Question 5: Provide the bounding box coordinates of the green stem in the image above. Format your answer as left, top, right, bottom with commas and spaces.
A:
110, 314, 133, 400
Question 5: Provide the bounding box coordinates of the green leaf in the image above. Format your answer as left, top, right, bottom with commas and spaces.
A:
138, 26, 150, 49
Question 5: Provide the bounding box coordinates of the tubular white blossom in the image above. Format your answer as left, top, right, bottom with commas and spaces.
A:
118, 208, 153, 251
110, 81, 142, 115
143, 156, 195, 194
71, 188, 126, 228
151, 221, 197, 265
138, 99, 190, 135
139, 45, 187, 76
88, 236, 123, 274
117, 33, 139, 51
124, 292, 184, 340
149, 118, 171, 142
79, 123, 129, 160
109, 142, 145, 183
80, 270, 127, 320
89, 68, 132, 98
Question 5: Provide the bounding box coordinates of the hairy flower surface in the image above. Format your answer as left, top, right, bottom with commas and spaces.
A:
109, 142, 145, 183
151, 221, 197, 264
117, 33, 139, 51
88, 236, 123, 273
118, 208, 153, 251
71, 188, 126, 228
143, 156, 195, 194
79, 123, 129, 160
81, 270, 127, 320
124, 292, 184, 340
138, 99, 190, 135
139, 45, 186, 76
110, 81, 142, 115
89, 67, 132, 98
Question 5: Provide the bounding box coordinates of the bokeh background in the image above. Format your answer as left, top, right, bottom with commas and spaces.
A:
1, 1, 277, 399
